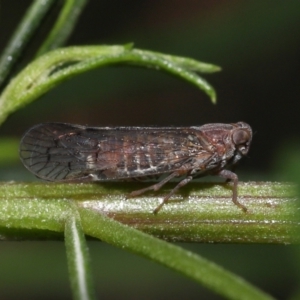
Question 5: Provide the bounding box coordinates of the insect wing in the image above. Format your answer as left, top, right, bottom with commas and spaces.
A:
19, 123, 96, 180
19, 123, 215, 181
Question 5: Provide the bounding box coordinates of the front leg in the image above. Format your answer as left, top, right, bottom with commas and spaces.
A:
217, 169, 247, 212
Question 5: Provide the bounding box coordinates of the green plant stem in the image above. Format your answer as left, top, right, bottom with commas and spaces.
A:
0, 181, 294, 299
0, 0, 55, 88
0, 181, 297, 243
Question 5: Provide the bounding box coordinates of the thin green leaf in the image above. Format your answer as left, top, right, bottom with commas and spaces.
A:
0, 0, 55, 89
36, 0, 88, 56
0, 45, 217, 125
135, 49, 221, 73
130, 48, 217, 101
65, 208, 96, 300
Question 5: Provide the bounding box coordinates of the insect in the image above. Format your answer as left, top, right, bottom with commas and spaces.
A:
19, 122, 252, 213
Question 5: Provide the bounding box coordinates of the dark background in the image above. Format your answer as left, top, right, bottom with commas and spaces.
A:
0, 1, 300, 299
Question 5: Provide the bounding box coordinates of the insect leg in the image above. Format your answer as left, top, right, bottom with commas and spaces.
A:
225, 165, 237, 183
153, 175, 193, 214
128, 172, 179, 198
217, 169, 247, 212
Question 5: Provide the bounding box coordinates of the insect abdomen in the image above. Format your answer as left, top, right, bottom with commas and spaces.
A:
96, 131, 191, 179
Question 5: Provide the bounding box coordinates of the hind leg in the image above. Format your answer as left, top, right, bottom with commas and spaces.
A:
153, 175, 193, 214
128, 172, 179, 198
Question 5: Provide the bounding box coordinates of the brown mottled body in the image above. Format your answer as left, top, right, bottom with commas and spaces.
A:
20, 122, 252, 213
